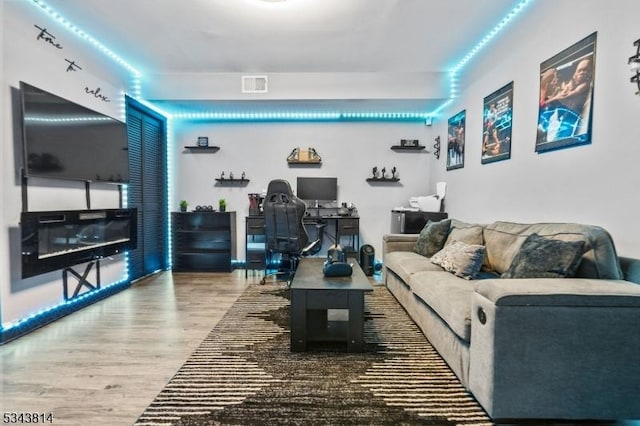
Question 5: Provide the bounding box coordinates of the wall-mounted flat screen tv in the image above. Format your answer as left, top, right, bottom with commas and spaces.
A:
20, 81, 129, 184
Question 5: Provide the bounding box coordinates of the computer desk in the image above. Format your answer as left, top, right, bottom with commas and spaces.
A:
302, 213, 359, 255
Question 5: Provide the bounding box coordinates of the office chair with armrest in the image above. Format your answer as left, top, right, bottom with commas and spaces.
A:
260, 179, 320, 285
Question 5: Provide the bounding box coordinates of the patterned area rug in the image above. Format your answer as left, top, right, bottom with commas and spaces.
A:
135, 283, 493, 425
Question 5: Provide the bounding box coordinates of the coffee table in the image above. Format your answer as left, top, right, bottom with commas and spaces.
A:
290, 257, 373, 352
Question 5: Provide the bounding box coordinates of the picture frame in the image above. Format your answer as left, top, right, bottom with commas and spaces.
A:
482, 82, 513, 164
197, 136, 209, 147
536, 32, 597, 153
447, 110, 466, 170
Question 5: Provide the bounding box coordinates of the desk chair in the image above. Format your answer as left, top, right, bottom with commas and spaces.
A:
260, 179, 320, 285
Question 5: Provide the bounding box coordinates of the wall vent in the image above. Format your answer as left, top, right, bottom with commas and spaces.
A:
242, 75, 268, 93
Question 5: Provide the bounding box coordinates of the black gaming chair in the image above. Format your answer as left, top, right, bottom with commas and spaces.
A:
260, 179, 319, 285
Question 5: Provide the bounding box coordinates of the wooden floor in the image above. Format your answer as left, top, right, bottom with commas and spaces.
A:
0, 270, 257, 426
3, 271, 639, 426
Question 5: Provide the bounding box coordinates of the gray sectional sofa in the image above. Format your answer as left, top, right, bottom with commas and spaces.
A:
382, 219, 640, 421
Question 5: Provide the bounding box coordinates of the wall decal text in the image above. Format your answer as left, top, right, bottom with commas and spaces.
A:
34, 25, 63, 49
85, 86, 110, 102
65, 59, 82, 72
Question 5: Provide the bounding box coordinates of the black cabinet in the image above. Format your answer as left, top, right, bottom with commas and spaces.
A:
336, 217, 360, 255
245, 216, 266, 276
172, 211, 236, 272
390, 210, 448, 234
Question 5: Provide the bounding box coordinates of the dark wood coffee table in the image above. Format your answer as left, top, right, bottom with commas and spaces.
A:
290, 257, 373, 352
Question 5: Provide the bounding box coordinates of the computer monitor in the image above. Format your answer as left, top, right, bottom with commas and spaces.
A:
296, 177, 338, 205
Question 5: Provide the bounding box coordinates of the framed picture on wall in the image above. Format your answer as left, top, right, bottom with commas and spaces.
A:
536, 32, 597, 153
447, 110, 466, 170
482, 82, 513, 164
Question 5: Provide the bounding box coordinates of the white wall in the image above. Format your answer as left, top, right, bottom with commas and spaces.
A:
1, 2, 133, 326
173, 120, 435, 259
430, 0, 640, 258
145, 71, 447, 101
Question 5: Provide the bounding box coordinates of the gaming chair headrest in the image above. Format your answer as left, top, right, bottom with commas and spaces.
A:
266, 179, 294, 198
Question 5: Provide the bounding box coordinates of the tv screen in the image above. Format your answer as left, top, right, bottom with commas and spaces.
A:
296, 177, 338, 202
20, 81, 129, 183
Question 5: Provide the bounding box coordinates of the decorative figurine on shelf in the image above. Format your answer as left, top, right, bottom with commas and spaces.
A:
309, 147, 322, 161
220, 171, 225, 180
229, 172, 234, 180
241, 171, 246, 180
372, 166, 378, 179
381, 167, 387, 179
219, 198, 226, 212
287, 148, 299, 162
179, 200, 188, 212
391, 166, 397, 179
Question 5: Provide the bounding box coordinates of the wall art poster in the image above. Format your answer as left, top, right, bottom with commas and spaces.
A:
447, 110, 466, 170
536, 32, 597, 153
482, 82, 513, 164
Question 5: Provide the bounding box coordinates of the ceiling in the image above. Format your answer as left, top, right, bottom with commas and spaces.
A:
41, 0, 529, 116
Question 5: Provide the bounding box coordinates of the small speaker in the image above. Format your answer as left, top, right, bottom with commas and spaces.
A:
359, 244, 375, 276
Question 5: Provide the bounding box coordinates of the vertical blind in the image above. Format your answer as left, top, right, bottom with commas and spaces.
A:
126, 97, 167, 280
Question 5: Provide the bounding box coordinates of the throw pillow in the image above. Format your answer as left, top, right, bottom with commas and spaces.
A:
413, 219, 451, 258
430, 240, 486, 280
444, 224, 484, 246
502, 233, 586, 279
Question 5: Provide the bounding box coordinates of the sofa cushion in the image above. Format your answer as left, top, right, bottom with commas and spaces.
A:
384, 251, 444, 284
502, 233, 585, 279
483, 221, 623, 279
409, 271, 474, 342
413, 219, 451, 257
475, 278, 640, 307
431, 241, 486, 280
445, 219, 485, 246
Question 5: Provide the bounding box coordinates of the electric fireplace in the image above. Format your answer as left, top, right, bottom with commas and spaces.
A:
21, 208, 137, 278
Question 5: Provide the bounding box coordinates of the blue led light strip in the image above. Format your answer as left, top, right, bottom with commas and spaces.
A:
29, 0, 533, 121
166, 118, 174, 269
171, 111, 431, 122
450, 0, 533, 75
1, 280, 130, 333
167, 0, 533, 122
25, 116, 114, 123
432, 0, 533, 116
30, 0, 142, 97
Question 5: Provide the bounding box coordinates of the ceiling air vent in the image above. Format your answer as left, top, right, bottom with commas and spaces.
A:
242, 75, 268, 93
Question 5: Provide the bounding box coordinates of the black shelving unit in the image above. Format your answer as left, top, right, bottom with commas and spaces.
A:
171, 211, 236, 272
184, 146, 220, 152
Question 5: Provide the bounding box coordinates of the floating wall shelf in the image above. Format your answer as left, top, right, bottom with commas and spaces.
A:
366, 177, 400, 183
215, 178, 250, 185
390, 145, 427, 151
184, 146, 220, 152
287, 160, 321, 165
287, 147, 322, 164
